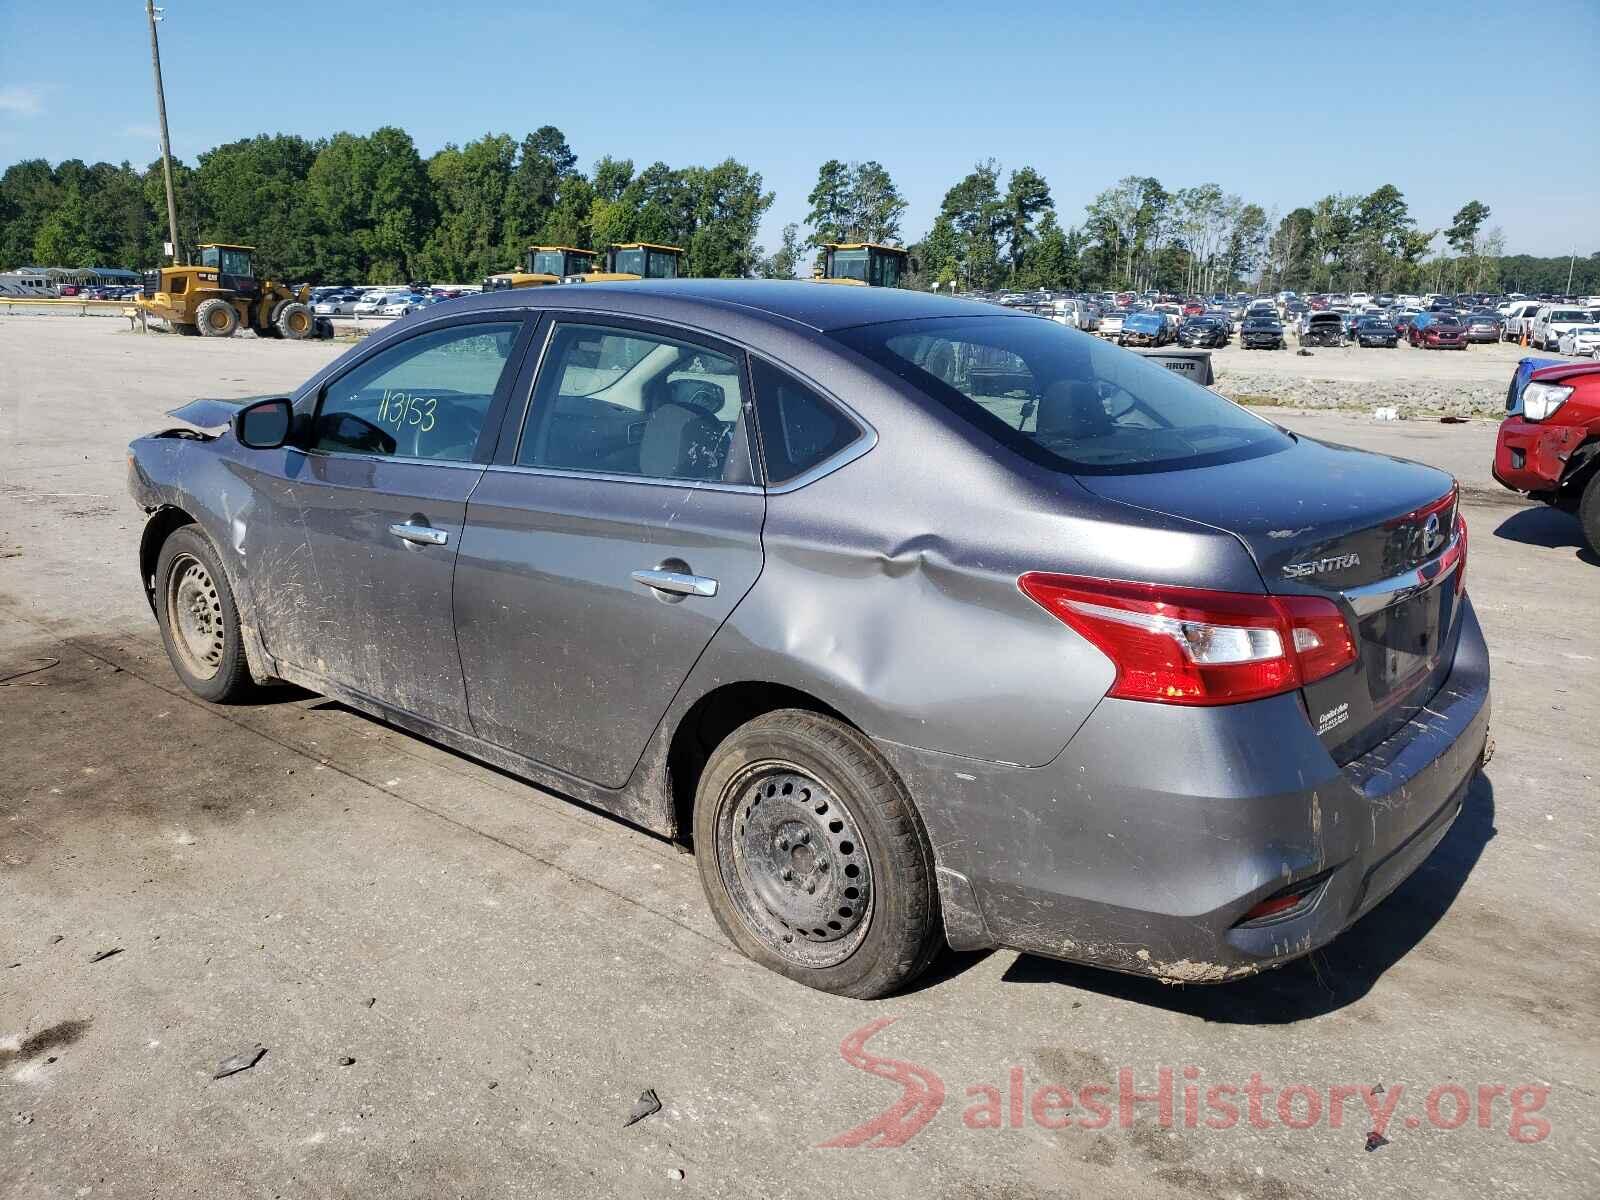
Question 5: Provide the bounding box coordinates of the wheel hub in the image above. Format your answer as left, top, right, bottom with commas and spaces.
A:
168, 556, 224, 680
730, 770, 870, 947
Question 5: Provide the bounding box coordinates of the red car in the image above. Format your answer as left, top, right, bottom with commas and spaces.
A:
1411, 315, 1468, 349
1493, 361, 1600, 555
1181, 299, 1205, 317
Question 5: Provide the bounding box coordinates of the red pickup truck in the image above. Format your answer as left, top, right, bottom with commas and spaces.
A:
1493, 361, 1600, 556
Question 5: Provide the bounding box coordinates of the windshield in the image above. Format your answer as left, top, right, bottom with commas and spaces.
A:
646, 250, 679, 278
832, 316, 1292, 475
829, 248, 869, 281
612, 248, 646, 275
531, 251, 568, 275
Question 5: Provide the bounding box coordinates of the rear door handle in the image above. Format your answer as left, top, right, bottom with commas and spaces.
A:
631, 569, 718, 597
389, 523, 449, 546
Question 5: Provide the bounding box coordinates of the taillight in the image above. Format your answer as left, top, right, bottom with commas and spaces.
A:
1452, 513, 1467, 596
1018, 574, 1358, 706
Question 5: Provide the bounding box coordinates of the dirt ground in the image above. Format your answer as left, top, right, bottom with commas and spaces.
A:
2, 317, 1597, 1199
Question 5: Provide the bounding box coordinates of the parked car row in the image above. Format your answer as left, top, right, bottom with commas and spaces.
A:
309, 283, 478, 319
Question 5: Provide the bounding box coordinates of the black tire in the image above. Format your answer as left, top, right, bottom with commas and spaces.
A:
173, 322, 199, 337
154, 525, 253, 703
196, 297, 238, 338
1580, 472, 1600, 560
692, 709, 941, 999
276, 301, 313, 340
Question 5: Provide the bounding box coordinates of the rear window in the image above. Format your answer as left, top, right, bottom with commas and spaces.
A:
833, 315, 1291, 475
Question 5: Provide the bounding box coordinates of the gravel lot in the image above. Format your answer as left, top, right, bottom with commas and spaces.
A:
1205, 335, 1566, 418
2, 318, 1596, 1200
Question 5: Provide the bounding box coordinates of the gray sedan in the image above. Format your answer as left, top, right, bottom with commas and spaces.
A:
128, 282, 1490, 997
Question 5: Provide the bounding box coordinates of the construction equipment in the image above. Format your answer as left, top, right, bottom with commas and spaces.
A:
482, 246, 598, 292
137, 244, 330, 339
572, 243, 685, 283
811, 243, 907, 287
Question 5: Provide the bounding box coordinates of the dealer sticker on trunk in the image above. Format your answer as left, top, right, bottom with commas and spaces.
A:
1316, 702, 1351, 736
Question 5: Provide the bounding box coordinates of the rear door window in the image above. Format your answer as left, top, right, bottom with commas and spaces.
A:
517, 323, 752, 484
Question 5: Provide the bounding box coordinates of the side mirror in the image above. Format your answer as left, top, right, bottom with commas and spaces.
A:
233, 397, 293, 449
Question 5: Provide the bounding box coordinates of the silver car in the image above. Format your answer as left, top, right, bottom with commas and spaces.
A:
128, 282, 1490, 998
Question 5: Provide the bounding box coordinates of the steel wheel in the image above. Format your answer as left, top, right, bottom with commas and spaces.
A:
165, 553, 225, 681
715, 761, 874, 969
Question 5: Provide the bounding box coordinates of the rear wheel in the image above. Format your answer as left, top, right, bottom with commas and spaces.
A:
196, 298, 238, 338
692, 709, 941, 999
154, 526, 252, 703
276, 302, 313, 340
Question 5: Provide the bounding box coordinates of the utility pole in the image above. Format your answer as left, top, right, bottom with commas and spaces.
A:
1566, 254, 1576, 297
145, 0, 181, 264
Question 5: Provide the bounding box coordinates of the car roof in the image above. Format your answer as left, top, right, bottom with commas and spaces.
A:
443, 278, 1021, 333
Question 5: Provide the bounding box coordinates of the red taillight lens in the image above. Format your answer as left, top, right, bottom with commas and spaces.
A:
1018, 574, 1358, 706
1453, 513, 1468, 596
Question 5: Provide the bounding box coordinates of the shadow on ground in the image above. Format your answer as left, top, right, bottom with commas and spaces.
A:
995, 773, 1497, 1023
1491, 505, 1597, 564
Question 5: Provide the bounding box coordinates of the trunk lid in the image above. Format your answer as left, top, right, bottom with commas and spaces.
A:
1077, 434, 1464, 762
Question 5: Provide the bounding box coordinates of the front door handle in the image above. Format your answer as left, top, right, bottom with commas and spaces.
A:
631, 568, 718, 598
389, 522, 449, 546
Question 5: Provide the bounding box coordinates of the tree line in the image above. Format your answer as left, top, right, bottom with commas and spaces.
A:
2, 128, 1594, 295
0, 126, 774, 283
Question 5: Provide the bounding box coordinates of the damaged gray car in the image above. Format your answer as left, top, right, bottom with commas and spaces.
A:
128, 281, 1491, 998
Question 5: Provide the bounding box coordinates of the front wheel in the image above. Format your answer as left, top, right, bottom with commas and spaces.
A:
693, 710, 941, 998
276, 301, 313, 340
1580, 472, 1600, 560
154, 526, 253, 703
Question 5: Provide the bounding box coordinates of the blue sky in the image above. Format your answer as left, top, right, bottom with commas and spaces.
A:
2, 1, 1595, 258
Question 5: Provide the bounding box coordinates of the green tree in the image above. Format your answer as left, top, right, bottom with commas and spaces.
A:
32, 185, 98, 266
1001, 165, 1053, 279
1445, 200, 1491, 255
848, 161, 906, 244
805, 159, 852, 246
937, 160, 1004, 289
685, 158, 773, 277
758, 222, 803, 279
419, 133, 516, 281
306, 127, 433, 282
503, 126, 578, 258
191, 134, 321, 277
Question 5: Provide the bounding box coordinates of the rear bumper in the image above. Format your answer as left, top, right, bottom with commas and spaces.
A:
880, 599, 1491, 983
1493, 415, 1585, 494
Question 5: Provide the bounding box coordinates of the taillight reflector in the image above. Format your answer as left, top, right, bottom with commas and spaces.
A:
1018, 574, 1358, 706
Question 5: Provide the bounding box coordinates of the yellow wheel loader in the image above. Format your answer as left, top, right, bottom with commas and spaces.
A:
137, 244, 331, 340
570, 243, 685, 283
811, 242, 907, 287
482, 246, 598, 292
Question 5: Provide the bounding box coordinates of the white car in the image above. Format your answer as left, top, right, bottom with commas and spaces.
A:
379, 294, 427, 317
1556, 325, 1600, 357
1501, 301, 1544, 342
1531, 305, 1593, 351
1348, 292, 1373, 309
1098, 309, 1126, 337
353, 292, 401, 316
313, 297, 360, 316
